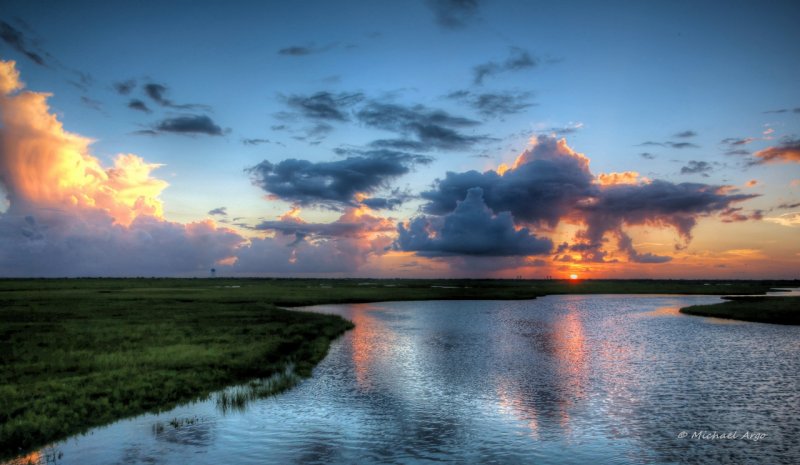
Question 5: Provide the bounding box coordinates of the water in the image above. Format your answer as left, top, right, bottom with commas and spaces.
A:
10, 295, 800, 464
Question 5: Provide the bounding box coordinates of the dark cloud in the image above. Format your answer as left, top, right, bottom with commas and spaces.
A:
396, 187, 552, 257
581, 181, 756, 240
753, 137, 800, 164
616, 231, 672, 263
0, 20, 46, 66
764, 107, 800, 114
776, 202, 800, 209
368, 139, 430, 152
113, 79, 136, 95
247, 151, 430, 206
143, 83, 210, 111
668, 141, 699, 149
721, 137, 754, 146
680, 160, 713, 176
719, 207, 763, 223
360, 197, 404, 210
673, 130, 697, 138
421, 136, 595, 226
447, 90, 535, 118
148, 115, 225, 136
638, 140, 699, 149
128, 99, 152, 113
359, 187, 414, 210
357, 101, 488, 150
725, 149, 750, 156
285, 91, 364, 122
80, 96, 103, 112
640, 152, 656, 160
242, 138, 270, 145
425, 0, 481, 29
473, 47, 537, 85
277, 43, 337, 56
68, 71, 93, 92
208, 207, 227, 216
416, 136, 756, 264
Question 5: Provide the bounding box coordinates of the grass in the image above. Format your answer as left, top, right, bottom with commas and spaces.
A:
680, 296, 800, 325
1, 277, 796, 458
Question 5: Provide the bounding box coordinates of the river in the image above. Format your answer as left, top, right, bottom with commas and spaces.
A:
10, 294, 800, 464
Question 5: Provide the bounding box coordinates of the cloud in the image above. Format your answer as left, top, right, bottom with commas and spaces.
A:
540, 122, 584, 136
242, 138, 270, 145
277, 43, 339, 56
640, 152, 656, 160
284, 91, 364, 122
418, 135, 756, 264
764, 107, 800, 114
128, 99, 151, 113
425, 0, 481, 29
576, 180, 756, 262
680, 160, 713, 176
721, 137, 754, 146
0, 60, 244, 276
247, 150, 430, 207
208, 207, 227, 216
146, 115, 225, 136
447, 90, 535, 118
596, 171, 643, 186
359, 190, 413, 210
113, 79, 136, 95
233, 207, 393, 274
396, 187, 552, 256
753, 137, 800, 164
421, 136, 595, 226
638, 141, 699, 149
725, 149, 750, 156
356, 101, 488, 150
764, 212, 800, 227
0, 21, 46, 66
80, 96, 103, 112
674, 130, 697, 138
143, 83, 210, 111
255, 206, 394, 238
473, 47, 538, 85
477, 48, 538, 83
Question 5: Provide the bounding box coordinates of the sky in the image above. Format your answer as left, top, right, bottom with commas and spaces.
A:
0, 0, 798, 278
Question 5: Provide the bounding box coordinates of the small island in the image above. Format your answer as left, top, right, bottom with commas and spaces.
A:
680, 295, 800, 325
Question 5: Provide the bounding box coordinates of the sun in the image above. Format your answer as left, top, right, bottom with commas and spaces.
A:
569, 274, 579, 280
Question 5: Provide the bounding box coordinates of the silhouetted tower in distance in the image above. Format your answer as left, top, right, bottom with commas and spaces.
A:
210, 268, 216, 278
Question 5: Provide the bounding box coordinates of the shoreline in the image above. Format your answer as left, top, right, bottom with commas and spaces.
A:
2, 278, 798, 459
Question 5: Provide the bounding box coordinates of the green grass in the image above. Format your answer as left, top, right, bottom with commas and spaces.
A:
680, 296, 800, 325
0, 277, 796, 458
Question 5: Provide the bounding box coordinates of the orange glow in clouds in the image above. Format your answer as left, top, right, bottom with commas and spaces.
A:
0, 60, 167, 226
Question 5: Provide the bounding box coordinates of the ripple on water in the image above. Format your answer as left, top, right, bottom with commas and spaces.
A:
9, 295, 800, 465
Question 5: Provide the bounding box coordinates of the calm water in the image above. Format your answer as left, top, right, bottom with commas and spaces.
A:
12, 295, 800, 464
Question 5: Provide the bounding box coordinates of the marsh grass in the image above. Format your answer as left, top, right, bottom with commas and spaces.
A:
215, 364, 300, 413
1, 277, 794, 459
680, 296, 800, 325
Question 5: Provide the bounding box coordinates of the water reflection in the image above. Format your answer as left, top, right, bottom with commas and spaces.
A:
7, 295, 800, 464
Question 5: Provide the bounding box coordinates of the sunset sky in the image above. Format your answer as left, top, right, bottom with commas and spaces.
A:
0, 0, 798, 278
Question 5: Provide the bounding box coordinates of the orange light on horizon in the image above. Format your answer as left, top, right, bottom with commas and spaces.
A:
570, 274, 579, 280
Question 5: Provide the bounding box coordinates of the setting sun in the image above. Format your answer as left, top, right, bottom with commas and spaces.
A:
570, 274, 579, 280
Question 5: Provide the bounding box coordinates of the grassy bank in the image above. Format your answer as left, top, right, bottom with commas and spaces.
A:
1, 278, 796, 458
680, 296, 800, 325
0, 282, 354, 458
